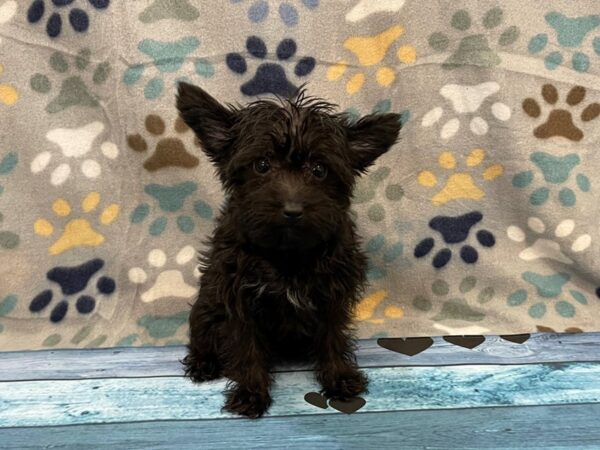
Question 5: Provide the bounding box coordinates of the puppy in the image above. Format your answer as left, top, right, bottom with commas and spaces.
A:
176, 82, 401, 418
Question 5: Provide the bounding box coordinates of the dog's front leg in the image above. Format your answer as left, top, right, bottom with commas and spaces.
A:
314, 323, 368, 400
222, 319, 273, 418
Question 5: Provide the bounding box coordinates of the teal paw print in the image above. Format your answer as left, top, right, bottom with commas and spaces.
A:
428, 7, 519, 69
123, 37, 214, 100
512, 152, 590, 207
507, 271, 589, 319
0, 294, 18, 334
345, 99, 410, 126
0, 152, 19, 250
30, 48, 110, 113
137, 311, 189, 344
413, 276, 494, 322
528, 12, 600, 73
365, 233, 404, 280
130, 181, 213, 236
353, 166, 404, 223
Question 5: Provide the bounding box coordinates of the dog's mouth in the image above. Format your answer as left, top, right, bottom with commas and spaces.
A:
246, 223, 323, 251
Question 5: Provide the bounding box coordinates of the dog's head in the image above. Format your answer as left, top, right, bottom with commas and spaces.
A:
177, 83, 402, 251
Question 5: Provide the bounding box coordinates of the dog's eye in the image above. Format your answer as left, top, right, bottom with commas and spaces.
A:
254, 158, 271, 174
311, 162, 327, 180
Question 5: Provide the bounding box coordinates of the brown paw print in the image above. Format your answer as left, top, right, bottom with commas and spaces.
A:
522, 84, 600, 141
536, 325, 583, 334
127, 115, 200, 171
304, 391, 366, 414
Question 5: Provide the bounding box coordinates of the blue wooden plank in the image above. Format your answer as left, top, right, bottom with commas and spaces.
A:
1, 403, 600, 449
1, 362, 600, 427
2, 332, 600, 381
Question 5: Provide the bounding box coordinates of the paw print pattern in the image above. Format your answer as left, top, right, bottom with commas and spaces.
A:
30, 122, 118, 185
365, 233, 404, 280
138, 0, 199, 23
512, 152, 590, 207
356, 290, 403, 324
344, 98, 410, 127
231, 0, 318, 27
507, 271, 588, 319
507, 217, 591, 265
123, 37, 214, 100
522, 84, 600, 141
418, 149, 503, 206
345, 0, 406, 23
413, 276, 495, 322
29, 258, 116, 323
0, 2, 17, 44
226, 36, 315, 97
137, 311, 189, 342
428, 7, 519, 69
353, 166, 403, 223
0, 152, 19, 250
414, 211, 495, 269
127, 114, 200, 171
34, 192, 120, 255
0, 63, 18, 106
30, 48, 110, 113
422, 82, 511, 139
327, 25, 416, 95
27, 0, 110, 38
130, 182, 213, 236
128, 247, 200, 303
528, 12, 600, 73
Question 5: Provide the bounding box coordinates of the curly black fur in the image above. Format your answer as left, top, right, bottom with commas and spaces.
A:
176, 82, 402, 418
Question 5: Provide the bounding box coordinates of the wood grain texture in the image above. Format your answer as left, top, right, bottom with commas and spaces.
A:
2, 403, 600, 449
2, 333, 599, 381
2, 362, 600, 427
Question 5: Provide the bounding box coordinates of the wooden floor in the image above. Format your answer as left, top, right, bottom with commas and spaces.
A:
1, 333, 600, 449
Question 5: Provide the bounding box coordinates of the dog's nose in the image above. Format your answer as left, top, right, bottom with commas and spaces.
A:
282, 202, 303, 221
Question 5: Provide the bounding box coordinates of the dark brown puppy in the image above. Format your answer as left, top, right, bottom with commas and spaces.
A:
177, 83, 402, 418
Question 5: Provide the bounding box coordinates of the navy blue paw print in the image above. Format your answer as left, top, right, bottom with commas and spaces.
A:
226, 36, 316, 97
231, 0, 319, 27
27, 0, 110, 38
414, 211, 496, 269
29, 258, 116, 323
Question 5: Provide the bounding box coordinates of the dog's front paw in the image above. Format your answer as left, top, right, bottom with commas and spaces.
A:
223, 386, 272, 419
320, 368, 368, 399
182, 353, 222, 383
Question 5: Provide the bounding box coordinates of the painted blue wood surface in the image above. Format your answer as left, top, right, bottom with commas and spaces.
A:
2, 362, 600, 427
2, 403, 600, 449
2, 333, 599, 381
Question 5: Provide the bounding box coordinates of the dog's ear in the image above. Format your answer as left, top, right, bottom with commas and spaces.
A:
346, 113, 402, 173
177, 82, 236, 165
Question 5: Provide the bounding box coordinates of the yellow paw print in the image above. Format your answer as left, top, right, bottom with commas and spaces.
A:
34, 193, 120, 255
0, 63, 18, 106
327, 25, 417, 95
355, 290, 404, 324
418, 149, 503, 206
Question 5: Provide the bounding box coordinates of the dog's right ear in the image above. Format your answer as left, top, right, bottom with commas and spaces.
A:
177, 82, 236, 165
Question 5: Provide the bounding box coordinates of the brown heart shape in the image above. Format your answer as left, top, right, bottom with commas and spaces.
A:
304, 391, 328, 409
377, 337, 434, 356
500, 333, 530, 344
328, 396, 366, 414
443, 335, 486, 349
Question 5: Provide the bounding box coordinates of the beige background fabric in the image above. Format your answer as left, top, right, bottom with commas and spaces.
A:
0, 0, 599, 350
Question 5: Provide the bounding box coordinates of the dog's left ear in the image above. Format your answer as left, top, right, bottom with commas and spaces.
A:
346, 113, 402, 173
176, 82, 236, 166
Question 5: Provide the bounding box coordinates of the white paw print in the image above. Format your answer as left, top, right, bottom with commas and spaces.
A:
128, 246, 200, 303
0, 1, 17, 45
345, 0, 406, 22
507, 217, 591, 264
30, 121, 119, 186
422, 81, 511, 140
